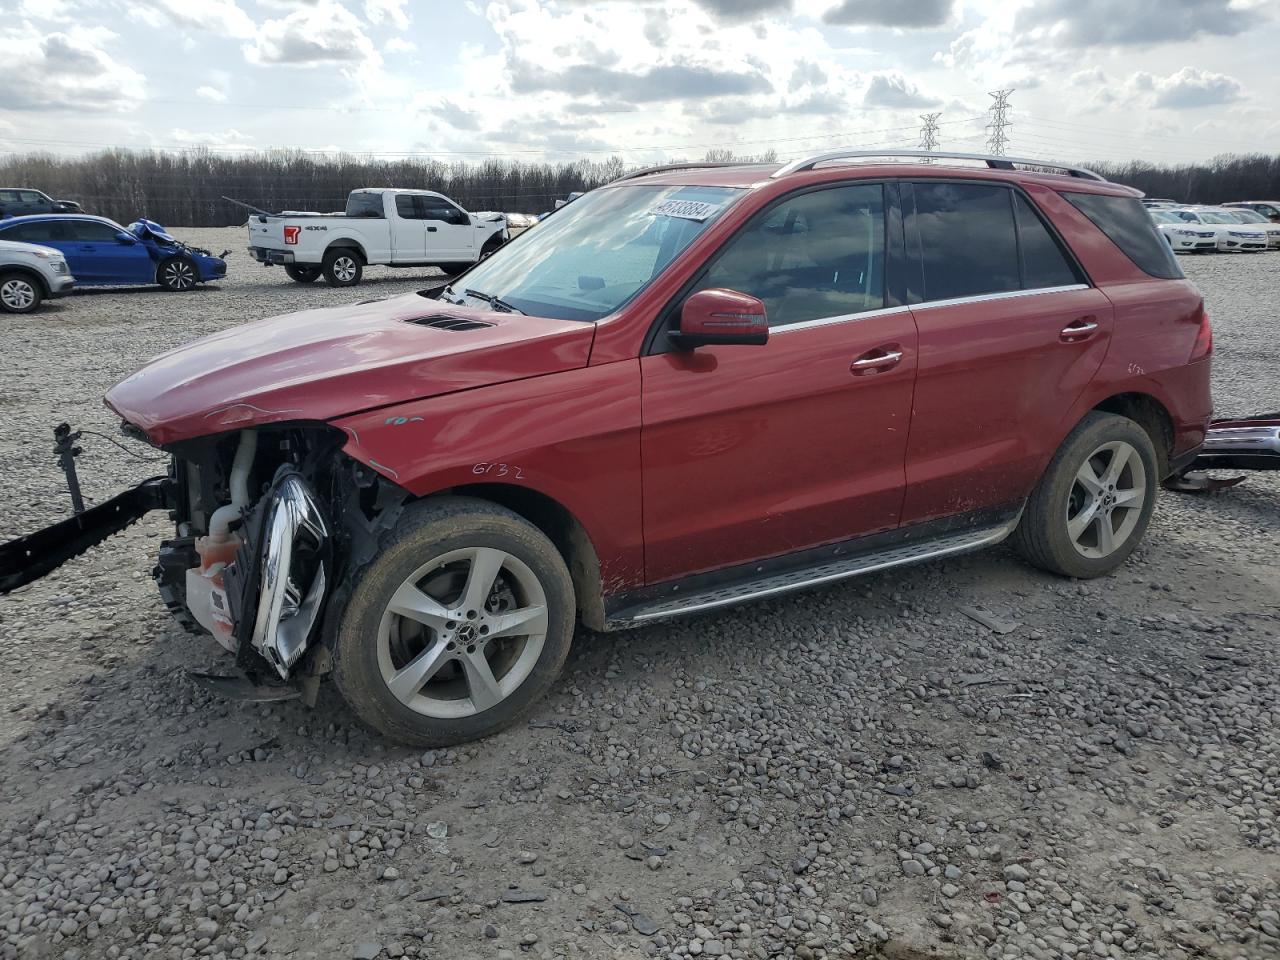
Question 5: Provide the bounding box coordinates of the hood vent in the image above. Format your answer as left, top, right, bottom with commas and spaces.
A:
406, 315, 495, 332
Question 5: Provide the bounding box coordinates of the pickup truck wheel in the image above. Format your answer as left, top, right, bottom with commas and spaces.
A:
285, 264, 320, 283
0, 272, 43, 313
1013, 412, 1158, 579
437, 263, 469, 277
322, 249, 362, 286
333, 497, 575, 747
157, 256, 198, 292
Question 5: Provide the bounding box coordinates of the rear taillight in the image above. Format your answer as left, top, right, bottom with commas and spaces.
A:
1189, 304, 1213, 361
283, 225, 300, 245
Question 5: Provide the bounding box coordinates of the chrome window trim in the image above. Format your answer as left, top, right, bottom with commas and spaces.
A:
911, 283, 1089, 312
771, 304, 911, 334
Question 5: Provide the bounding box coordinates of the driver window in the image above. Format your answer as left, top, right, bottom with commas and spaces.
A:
695, 184, 885, 328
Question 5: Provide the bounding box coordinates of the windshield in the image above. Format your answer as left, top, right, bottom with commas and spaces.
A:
1149, 211, 1178, 224
442, 184, 744, 322
1226, 209, 1266, 223
1195, 211, 1236, 224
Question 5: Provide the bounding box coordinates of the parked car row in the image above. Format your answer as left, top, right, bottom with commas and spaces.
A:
1147, 203, 1280, 253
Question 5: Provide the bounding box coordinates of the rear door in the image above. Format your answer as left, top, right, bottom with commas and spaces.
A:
640, 182, 919, 583
417, 195, 474, 262
900, 181, 1114, 525
17, 191, 49, 215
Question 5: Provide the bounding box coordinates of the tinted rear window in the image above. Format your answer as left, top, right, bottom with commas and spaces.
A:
345, 192, 384, 218
1014, 193, 1082, 289
910, 182, 1021, 302
1064, 192, 1182, 279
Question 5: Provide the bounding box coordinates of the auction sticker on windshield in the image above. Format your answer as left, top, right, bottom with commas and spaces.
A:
650, 198, 721, 221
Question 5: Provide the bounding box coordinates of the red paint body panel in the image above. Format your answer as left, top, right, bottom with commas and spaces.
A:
902, 286, 1115, 524
104, 293, 594, 446
333, 360, 646, 592
640, 312, 918, 582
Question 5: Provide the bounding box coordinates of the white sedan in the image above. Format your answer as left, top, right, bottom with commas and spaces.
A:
1149, 210, 1218, 253
1167, 208, 1268, 252
1213, 207, 1280, 249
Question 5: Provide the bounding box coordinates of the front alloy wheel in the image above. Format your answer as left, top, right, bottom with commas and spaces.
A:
379, 546, 549, 718
0, 275, 41, 313
333, 497, 574, 746
159, 257, 197, 291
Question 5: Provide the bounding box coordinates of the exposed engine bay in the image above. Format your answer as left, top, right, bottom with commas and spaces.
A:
147, 425, 406, 694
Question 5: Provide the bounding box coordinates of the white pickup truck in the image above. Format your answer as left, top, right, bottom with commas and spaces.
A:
245, 188, 508, 287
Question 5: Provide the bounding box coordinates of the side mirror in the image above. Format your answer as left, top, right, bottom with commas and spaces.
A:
671, 288, 768, 349
115, 231, 136, 244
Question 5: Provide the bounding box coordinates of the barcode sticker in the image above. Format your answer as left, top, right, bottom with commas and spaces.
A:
649, 199, 720, 221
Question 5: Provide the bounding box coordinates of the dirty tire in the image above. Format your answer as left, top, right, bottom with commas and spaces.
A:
322, 248, 363, 286
157, 256, 198, 292
332, 496, 575, 747
1013, 412, 1158, 579
0, 271, 43, 313
284, 264, 320, 283
437, 262, 469, 277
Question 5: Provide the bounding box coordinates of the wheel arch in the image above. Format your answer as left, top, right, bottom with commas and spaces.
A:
0, 265, 50, 297
434, 483, 607, 631
325, 238, 368, 263
1089, 392, 1175, 475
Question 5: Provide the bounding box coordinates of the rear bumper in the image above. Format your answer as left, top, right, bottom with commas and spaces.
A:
248, 246, 294, 265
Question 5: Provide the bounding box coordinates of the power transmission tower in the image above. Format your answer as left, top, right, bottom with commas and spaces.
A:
986, 89, 1014, 156
919, 112, 941, 157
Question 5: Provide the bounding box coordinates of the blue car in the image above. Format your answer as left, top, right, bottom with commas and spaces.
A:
0, 214, 226, 291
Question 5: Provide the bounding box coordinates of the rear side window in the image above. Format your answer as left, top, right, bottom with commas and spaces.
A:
2, 221, 54, 242
1014, 193, 1082, 289
696, 183, 886, 328
345, 192, 384, 218
1063, 192, 1182, 279
909, 182, 1020, 302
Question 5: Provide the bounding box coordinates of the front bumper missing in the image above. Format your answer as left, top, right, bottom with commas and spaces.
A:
0, 477, 169, 594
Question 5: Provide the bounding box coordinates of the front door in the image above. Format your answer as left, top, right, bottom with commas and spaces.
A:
66, 220, 155, 284
640, 182, 918, 584
900, 181, 1114, 524
418, 196, 474, 262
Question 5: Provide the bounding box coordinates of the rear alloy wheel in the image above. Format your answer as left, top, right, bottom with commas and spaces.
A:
0, 273, 42, 314
322, 249, 363, 286
333, 497, 574, 746
284, 264, 321, 283
158, 256, 198, 292
1013, 412, 1158, 578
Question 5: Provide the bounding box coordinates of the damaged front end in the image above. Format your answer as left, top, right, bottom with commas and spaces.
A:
2, 421, 406, 699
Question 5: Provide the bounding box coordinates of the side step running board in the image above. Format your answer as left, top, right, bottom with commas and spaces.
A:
608, 516, 1019, 627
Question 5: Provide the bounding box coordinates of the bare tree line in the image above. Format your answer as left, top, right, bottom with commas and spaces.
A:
0, 147, 1276, 227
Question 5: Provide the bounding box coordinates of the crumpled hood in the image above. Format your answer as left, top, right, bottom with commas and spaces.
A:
105, 292, 594, 446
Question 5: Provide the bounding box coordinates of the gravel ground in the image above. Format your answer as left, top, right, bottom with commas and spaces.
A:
0, 229, 1277, 960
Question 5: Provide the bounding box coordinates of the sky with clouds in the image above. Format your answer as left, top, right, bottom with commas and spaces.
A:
0, 0, 1277, 167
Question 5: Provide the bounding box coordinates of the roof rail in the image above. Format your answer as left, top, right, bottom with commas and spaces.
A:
771, 150, 1106, 182
612, 161, 775, 183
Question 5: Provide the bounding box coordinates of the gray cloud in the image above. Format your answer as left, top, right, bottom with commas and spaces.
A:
509, 59, 772, 103
1015, 0, 1261, 47
862, 73, 939, 108
0, 31, 143, 111
789, 60, 828, 91
246, 3, 375, 65
824, 0, 953, 28
1140, 68, 1245, 109
692, 0, 792, 21
430, 99, 480, 131
643, 9, 670, 47
697, 90, 847, 125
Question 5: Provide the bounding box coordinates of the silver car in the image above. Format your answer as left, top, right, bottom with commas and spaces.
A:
0, 238, 76, 313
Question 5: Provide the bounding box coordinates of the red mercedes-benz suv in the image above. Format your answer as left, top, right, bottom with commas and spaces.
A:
1, 152, 1213, 746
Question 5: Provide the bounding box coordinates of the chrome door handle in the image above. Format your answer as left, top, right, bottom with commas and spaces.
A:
1061, 317, 1098, 341
852, 350, 902, 368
